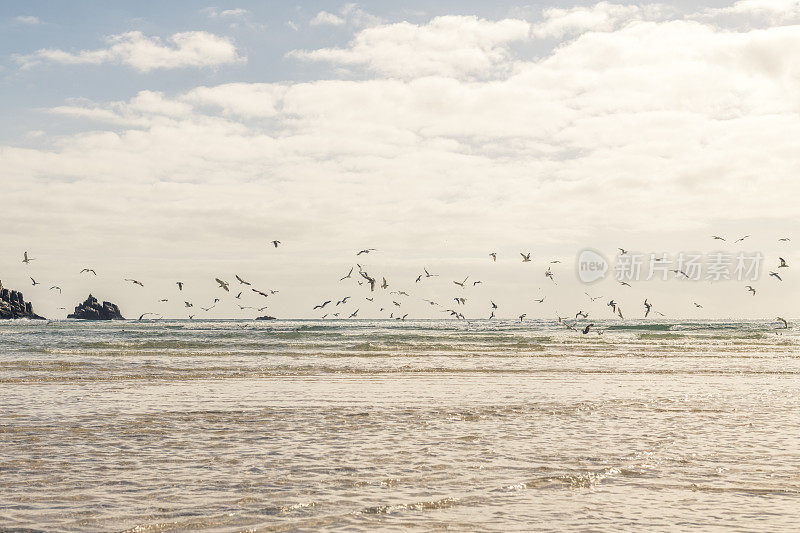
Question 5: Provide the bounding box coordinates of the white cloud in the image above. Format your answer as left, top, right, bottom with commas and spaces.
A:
532, 2, 662, 39
15, 15, 42, 25
702, 0, 800, 22
310, 11, 346, 26
14, 30, 244, 71
291, 16, 532, 79
202, 7, 249, 18
3, 5, 800, 317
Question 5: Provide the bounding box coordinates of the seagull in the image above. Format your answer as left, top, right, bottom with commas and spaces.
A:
491, 301, 498, 309
238, 305, 255, 310
745, 285, 756, 296
49, 286, 61, 293
582, 323, 595, 335
473, 281, 482, 286
693, 302, 703, 308
489, 311, 495, 319
769, 271, 783, 281
175, 282, 183, 290
271, 240, 281, 248
607, 300, 617, 313
201, 305, 215, 312
734, 235, 751, 242
215, 278, 230, 291
454, 297, 467, 305
360, 271, 376, 291
519, 314, 526, 322
22, 251, 35, 264
453, 277, 469, 288
340, 267, 353, 281
30, 277, 40, 286
184, 302, 193, 308
585, 293, 602, 302
672, 269, 689, 279
336, 296, 351, 305
712, 235, 726, 241
619, 281, 632, 287
313, 301, 331, 309
125, 279, 144, 287
391, 291, 409, 296
423, 299, 437, 306
618, 248, 628, 255
776, 317, 788, 329
393, 301, 402, 307
520, 252, 532, 262
424, 268, 438, 278
778, 257, 788, 268
644, 299, 652, 318
617, 306, 624, 319
258, 306, 269, 311
381, 277, 388, 289
357, 248, 377, 255
81, 268, 97, 275
138, 313, 159, 321
545, 267, 556, 284
778, 237, 791, 242
188, 315, 195, 320
366, 297, 374, 302
416, 275, 422, 283
575, 311, 588, 319
551, 260, 561, 264
349, 308, 359, 318
534, 297, 545, 303
489, 253, 497, 262
235, 275, 251, 285
251, 288, 269, 298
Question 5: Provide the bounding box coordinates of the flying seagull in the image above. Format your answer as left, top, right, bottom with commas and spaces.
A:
778, 237, 791, 242
644, 299, 652, 318
349, 308, 359, 318
545, 267, 556, 284
489, 253, 497, 262
357, 248, 377, 255
575, 311, 588, 319
519, 314, 527, 322
776, 317, 788, 329
49, 286, 61, 293
778, 257, 788, 268
520, 252, 532, 262
271, 240, 281, 248
313, 301, 331, 309
215, 278, 230, 291
125, 279, 144, 287
22, 251, 35, 264
693, 302, 703, 308
712, 235, 726, 241
491, 301, 498, 309
582, 323, 595, 335
381, 277, 388, 289
340, 267, 354, 281
184, 302, 193, 308
619, 281, 632, 287
176, 282, 183, 290
251, 288, 269, 298
81, 268, 96, 275
745, 285, 756, 296
453, 277, 469, 288
769, 271, 783, 281
734, 235, 751, 242
235, 275, 251, 285
534, 297, 545, 303
30, 277, 40, 286
138, 313, 160, 321
424, 268, 438, 278
618, 248, 628, 255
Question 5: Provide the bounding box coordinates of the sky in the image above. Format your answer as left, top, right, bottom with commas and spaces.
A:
0, 0, 797, 321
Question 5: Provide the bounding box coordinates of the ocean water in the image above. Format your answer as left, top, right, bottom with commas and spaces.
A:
1, 318, 798, 531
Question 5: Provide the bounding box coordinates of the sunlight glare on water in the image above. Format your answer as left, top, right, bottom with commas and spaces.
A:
1, 319, 799, 531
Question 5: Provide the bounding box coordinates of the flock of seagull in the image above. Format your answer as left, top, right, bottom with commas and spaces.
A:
10, 235, 794, 331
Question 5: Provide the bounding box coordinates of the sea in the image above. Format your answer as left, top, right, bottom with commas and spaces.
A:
1, 318, 798, 531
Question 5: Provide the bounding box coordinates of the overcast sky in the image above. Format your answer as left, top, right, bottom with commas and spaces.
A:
0, 0, 797, 320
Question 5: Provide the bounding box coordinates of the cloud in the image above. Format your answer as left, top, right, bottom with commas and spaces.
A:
700, 0, 800, 23
310, 11, 346, 26
3, 4, 800, 316
291, 15, 531, 79
14, 30, 244, 71
15, 15, 42, 25
532, 2, 663, 39
202, 7, 250, 18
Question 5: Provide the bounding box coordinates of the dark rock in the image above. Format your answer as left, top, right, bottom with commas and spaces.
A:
67, 294, 124, 320
255, 315, 277, 320
0, 283, 45, 319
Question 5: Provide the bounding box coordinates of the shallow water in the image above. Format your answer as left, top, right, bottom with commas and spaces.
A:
1, 319, 799, 531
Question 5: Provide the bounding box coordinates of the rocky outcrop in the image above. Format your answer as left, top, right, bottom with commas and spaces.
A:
0, 285, 45, 319
67, 294, 124, 320
255, 315, 277, 320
